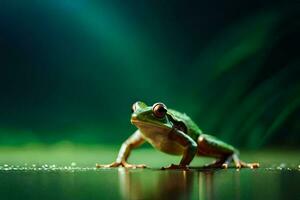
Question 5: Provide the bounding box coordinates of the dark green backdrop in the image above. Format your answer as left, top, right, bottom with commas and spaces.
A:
0, 1, 299, 148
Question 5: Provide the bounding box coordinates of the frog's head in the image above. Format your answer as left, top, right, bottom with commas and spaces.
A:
130, 101, 173, 132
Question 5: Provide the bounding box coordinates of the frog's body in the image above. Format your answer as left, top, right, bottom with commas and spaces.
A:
97, 102, 259, 170
135, 108, 198, 155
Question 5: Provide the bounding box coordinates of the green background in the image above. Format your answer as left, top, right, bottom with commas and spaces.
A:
0, 0, 299, 149
0, 2, 299, 200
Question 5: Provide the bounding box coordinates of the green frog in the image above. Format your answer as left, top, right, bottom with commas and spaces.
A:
97, 101, 259, 170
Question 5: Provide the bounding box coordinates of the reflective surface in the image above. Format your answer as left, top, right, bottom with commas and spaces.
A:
0, 166, 299, 200
0, 147, 299, 200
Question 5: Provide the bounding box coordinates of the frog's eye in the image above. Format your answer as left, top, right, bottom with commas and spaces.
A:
152, 103, 167, 118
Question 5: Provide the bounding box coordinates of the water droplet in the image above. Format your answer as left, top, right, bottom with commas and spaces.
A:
279, 163, 286, 168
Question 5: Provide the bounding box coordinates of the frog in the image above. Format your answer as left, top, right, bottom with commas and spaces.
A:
97, 101, 259, 170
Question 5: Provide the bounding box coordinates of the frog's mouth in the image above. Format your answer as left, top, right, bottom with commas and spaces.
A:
130, 118, 153, 127
130, 118, 139, 124
131, 117, 170, 130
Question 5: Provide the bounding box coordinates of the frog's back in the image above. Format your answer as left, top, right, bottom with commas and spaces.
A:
168, 109, 202, 141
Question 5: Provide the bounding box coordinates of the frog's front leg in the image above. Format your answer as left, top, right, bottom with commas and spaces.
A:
96, 130, 146, 169
197, 134, 259, 169
162, 129, 198, 170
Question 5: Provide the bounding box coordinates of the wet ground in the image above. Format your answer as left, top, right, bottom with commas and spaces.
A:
0, 146, 299, 200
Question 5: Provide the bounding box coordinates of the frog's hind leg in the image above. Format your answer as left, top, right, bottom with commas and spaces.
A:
197, 134, 259, 169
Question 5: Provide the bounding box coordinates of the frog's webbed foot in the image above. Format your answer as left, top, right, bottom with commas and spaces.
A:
161, 164, 189, 170
232, 154, 259, 169
204, 154, 259, 169
235, 161, 260, 169
96, 161, 147, 169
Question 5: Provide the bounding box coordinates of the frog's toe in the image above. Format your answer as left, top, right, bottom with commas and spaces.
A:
239, 161, 260, 169
232, 154, 259, 169
234, 161, 259, 169
96, 163, 110, 168
123, 163, 147, 169
96, 162, 147, 169
135, 164, 147, 168
161, 164, 189, 170
96, 161, 122, 168
222, 163, 228, 169
95, 164, 105, 168
250, 163, 260, 168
